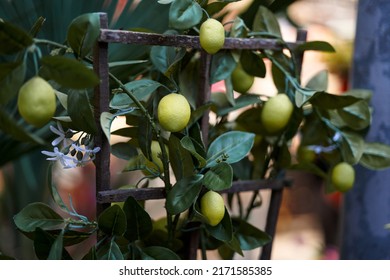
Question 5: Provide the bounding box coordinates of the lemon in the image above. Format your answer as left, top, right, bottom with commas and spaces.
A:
261, 94, 293, 134
331, 162, 355, 192
200, 190, 225, 226
143, 141, 168, 176
199, 18, 225, 54
17, 76, 56, 127
231, 63, 254, 94
297, 146, 316, 163
157, 93, 191, 132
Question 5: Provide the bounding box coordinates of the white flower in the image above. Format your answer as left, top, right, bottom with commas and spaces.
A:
41, 147, 77, 168
50, 122, 73, 147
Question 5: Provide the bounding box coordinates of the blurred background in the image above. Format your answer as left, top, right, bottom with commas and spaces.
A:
0, 0, 361, 259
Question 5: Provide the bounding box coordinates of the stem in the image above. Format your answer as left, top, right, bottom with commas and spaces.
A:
34, 38, 69, 50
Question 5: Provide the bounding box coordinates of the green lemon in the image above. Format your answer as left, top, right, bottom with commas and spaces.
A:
199, 18, 225, 54
331, 162, 355, 192
200, 190, 225, 226
261, 94, 294, 134
297, 146, 316, 163
142, 141, 168, 176
157, 93, 191, 132
17, 76, 56, 127
231, 63, 254, 94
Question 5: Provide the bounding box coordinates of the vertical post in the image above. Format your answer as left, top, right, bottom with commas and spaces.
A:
198, 50, 212, 147
93, 13, 111, 219
340, 0, 390, 259
260, 29, 307, 260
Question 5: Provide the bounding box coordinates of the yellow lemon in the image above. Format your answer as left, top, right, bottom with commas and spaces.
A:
157, 93, 191, 132
261, 94, 293, 134
331, 162, 355, 192
17, 76, 56, 127
199, 18, 225, 54
231, 63, 254, 94
200, 190, 225, 226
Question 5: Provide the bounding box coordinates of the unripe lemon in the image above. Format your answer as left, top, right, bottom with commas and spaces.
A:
231, 63, 254, 94
157, 93, 191, 132
199, 18, 225, 54
17, 76, 56, 127
200, 190, 225, 226
331, 162, 355, 192
143, 141, 168, 176
261, 94, 293, 134
297, 146, 316, 163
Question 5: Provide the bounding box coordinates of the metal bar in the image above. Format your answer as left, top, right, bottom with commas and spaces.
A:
97, 179, 287, 203
93, 13, 111, 219
99, 29, 300, 51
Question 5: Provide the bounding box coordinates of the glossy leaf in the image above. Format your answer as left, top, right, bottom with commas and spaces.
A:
306, 70, 328, 91
203, 162, 233, 191
67, 89, 97, 134
210, 51, 236, 84
98, 205, 127, 236
99, 238, 124, 260
206, 131, 255, 168
123, 196, 153, 242
309, 91, 361, 110
67, 13, 100, 58
150, 33, 187, 77
360, 142, 390, 170
0, 20, 33, 55
205, 208, 233, 242
40, 55, 100, 89
180, 136, 207, 168
216, 94, 262, 116
168, 134, 195, 181
100, 112, 116, 141
296, 41, 336, 53
166, 174, 203, 215
47, 230, 64, 260
230, 17, 248, 38
169, 0, 202, 30
33, 228, 72, 260
337, 100, 371, 131
340, 131, 365, 164
0, 61, 26, 105
252, 5, 281, 36
111, 142, 138, 160
14, 202, 64, 232
141, 246, 181, 260
232, 218, 271, 250
240, 50, 266, 78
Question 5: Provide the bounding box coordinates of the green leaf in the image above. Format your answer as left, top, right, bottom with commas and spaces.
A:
99, 238, 124, 260
240, 50, 266, 78
252, 5, 281, 37
309, 91, 361, 110
296, 41, 336, 53
141, 246, 181, 260
216, 94, 262, 116
360, 142, 390, 170
67, 89, 97, 134
203, 162, 233, 191
230, 17, 248, 38
100, 112, 116, 141
47, 230, 64, 260
207, 1, 240, 16
169, 0, 202, 30
98, 205, 127, 236
331, 100, 371, 131
0, 109, 45, 145
306, 70, 328, 91
0, 61, 26, 105
0, 20, 33, 55
33, 228, 72, 260
166, 175, 203, 215
150, 32, 187, 77
206, 131, 255, 167
205, 208, 233, 242
67, 13, 100, 58
13, 202, 64, 232
111, 142, 138, 160
232, 218, 271, 250
168, 134, 195, 181
180, 136, 207, 168
340, 131, 365, 164
123, 196, 153, 242
210, 51, 236, 84
294, 86, 317, 108
40, 55, 100, 89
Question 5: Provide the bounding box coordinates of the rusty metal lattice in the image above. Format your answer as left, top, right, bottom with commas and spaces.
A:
93, 13, 307, 260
